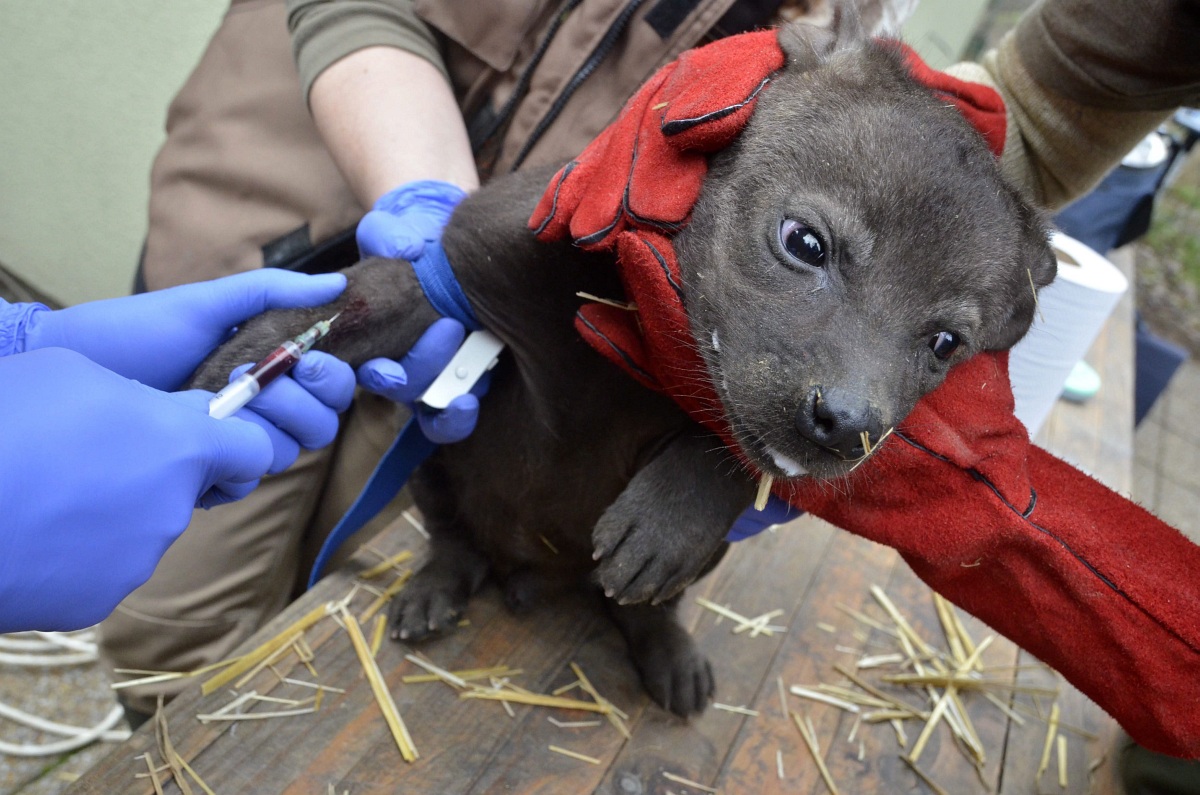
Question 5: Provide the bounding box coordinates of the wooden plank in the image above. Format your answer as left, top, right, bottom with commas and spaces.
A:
718, 527, 906, 794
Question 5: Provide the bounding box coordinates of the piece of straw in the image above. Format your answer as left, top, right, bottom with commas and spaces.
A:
404, 654, 468, 689
196, 707, 316, 723
755, 473, 774, 510
400, 511, 429, 542
571, 662, 632, 738
461, 690, 611, 713
370, 615, 387, 657
712, 703, 759, 716
360, 570, 414, 624
901, 755, 949, 795
791, 710, 840, 795
141, 753, 166, 795
870, 586, 936, 657
662, 771, 718, 793
202, 603, 330, 695
1037, 702, 1061, 779
341, 608, 418, 762
358, 550, 414, 580
789, 686, 861, 713
154, 698, 193, 795
576, 291, 638, 311
1057, 734, 1068, 789
548, 745, 602, 765
548, 717, 603, 728
403, 666, 520, 684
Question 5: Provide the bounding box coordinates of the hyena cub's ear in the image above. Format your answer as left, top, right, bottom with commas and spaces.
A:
776, 0, 914, 68
775, 7, 864, 69
982, 201, 1058, 352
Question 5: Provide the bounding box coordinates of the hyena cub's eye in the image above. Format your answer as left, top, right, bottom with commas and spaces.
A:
779, 219, 826, 267
929, 330, 961, 360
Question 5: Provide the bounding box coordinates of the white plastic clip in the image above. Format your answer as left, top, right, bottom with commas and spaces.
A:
418, 330, 505, 410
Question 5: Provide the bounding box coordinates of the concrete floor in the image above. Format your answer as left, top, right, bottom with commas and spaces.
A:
1, 362, 1197, 794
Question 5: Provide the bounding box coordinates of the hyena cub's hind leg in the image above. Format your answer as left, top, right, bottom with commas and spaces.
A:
388, 534, 489, 641
608, 599, 716, 717
388, 460, 489, 642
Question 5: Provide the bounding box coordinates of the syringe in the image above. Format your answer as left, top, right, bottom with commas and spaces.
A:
208, 313, 341, 420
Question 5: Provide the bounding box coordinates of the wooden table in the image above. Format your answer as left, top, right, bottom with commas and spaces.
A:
70, 257, 1135, 795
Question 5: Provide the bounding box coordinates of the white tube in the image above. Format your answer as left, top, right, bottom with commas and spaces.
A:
207, 372, 261, 420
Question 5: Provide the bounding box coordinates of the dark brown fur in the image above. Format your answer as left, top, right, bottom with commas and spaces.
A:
191, 31, 1055, 717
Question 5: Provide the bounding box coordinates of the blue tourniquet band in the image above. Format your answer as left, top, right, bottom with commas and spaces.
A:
410, 244, 483, 332
308, 241, 477, 587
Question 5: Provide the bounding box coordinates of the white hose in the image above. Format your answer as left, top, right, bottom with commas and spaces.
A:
0, 703, 128, 757
0, 629, 130, 758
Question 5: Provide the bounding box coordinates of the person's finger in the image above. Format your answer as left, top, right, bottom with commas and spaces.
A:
357, 357, 410, 402
356, 319, 467, 405
195, 270, 347, 328
416, 393, 480, 444
356, 211, 427, 260
197, 477, 261, 510
399, 318, 467, 393
170, 389, 278, 486
290, 351, 356, 413
242, 374, 340, 455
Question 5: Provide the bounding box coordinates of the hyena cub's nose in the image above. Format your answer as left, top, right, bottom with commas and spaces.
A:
796, 386, 884, 459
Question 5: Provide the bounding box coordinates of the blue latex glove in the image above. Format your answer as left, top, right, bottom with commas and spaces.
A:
357, 318, 486, 444
356, 180, 482, 444
725, 495, 805, 542
17, 270, 348, 391
356, 180, 468, 261
0, 347, 349, 632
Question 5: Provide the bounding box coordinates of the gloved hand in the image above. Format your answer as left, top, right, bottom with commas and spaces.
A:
725, 495, 804, 542
356, 180, 468, 261
355, 318, 486, 444
18, 270, 348, 391
794, 351, 1200, 758
356, 180, 482, 444
0, 347, 347, 632
216, 349, 356, 487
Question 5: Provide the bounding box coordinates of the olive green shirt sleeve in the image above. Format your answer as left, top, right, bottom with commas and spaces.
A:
946, 0, 1199, 210
285, 0, 448, 102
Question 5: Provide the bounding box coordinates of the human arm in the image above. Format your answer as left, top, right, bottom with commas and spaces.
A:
948, 0, 1199, 209
287, 0, 477, 203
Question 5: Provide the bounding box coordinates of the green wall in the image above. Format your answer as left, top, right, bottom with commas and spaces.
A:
903, 0, 991, 69
0, 1, 225, 305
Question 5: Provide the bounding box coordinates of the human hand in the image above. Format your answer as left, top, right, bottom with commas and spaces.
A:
355, 181, 481, 444
356, 318, 483, 444
20, 270, 348, 392
209, 348, 356, 491
356, 180, 467, 260
0, 347, 346, 632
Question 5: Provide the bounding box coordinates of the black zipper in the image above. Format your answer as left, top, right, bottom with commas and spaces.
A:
510, 0, 649, 171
